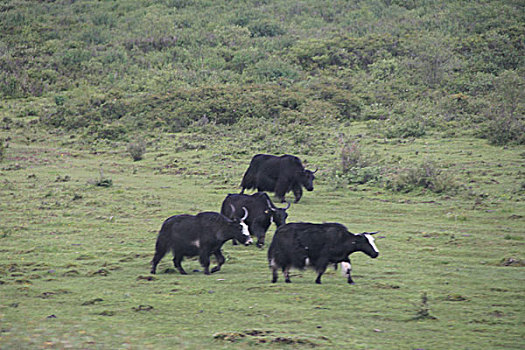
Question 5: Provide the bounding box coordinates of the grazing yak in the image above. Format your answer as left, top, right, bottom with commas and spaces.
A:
268, 222, 379, 284
240, 154, 316, 203
151, 208, 252, 275
221, 192, 290, 248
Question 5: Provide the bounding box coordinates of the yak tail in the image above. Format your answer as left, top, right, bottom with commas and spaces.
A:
152, 237, 169, 261
151, 228, 170, 273
240, 173, 255, 191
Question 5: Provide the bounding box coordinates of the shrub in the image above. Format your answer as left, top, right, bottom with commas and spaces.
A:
383, 116, 427, 139
88, 169, 113, 187
87, 124, 128, 141
248, 21, 285, 37
337, 136, 383, 185
127, 140, 146, 161
345, 166, 384, 185
0, 140, 5, 162
386, 160, 459, 194
482, 114, 525, 146
479, 70, 525, 145
340, 138, 367, 173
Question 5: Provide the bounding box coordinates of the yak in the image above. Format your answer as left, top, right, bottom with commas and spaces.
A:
151, 208, 251, 275
268, 222, 379, 284
240, 154, 316, 203
221, 192, 290, 248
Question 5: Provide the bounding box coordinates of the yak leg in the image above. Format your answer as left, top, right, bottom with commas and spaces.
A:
292, 185, 303, 203
173, 255, 187, 275
199, 252, 211, 275
253, 227, 265, 248
271, 267, 278, 283
315, 259, 330, 284
274, 177, 290, 203
341, 259, 354, 284
315, 270, 325, 284
211, 250, 225, 273
231, 239, 238, 246
151, 250, 166, 274
283, 267, 291, 283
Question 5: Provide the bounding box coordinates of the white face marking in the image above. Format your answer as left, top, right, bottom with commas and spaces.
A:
191, 239, 200, 248
364, 234, 379, 253
305, 258, 311, 266
340, 262, 352, 277
240, 222, 253, 244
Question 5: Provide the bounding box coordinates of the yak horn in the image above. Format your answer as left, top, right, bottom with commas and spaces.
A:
266, 199, 276, 212
241, 207, 249, 221
364, 231, 379, 235
282, 201, 291, 210
312, 167, 319, 174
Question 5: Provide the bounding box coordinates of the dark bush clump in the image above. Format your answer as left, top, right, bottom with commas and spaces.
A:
127, 140, 146, 161
386, 160, 459, 194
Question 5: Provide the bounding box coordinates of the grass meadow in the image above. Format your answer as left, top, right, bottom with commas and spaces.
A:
1, 0, 523, 348
1, 122, 523, 349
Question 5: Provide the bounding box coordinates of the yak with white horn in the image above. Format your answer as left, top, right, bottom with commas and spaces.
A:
151, 207, 251, 275
268, 224, 379, 284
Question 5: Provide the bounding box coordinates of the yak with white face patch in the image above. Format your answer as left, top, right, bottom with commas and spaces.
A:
268, 223, 380, 284
364, 234, 379, 254
220, 192, 289, 248
151, 209, 251, 276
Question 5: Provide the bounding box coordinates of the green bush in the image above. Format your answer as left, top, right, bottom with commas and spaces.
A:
0, 140, 5, 162
248, 21, 285, 37
386, 160, 459, 194
340, 139, 367, 173
86, 124, 128, 141
479, 70, 525, 145
127, 140, 146, 161
482, 115, 525, 146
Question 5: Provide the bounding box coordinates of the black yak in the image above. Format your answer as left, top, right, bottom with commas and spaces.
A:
221, 192, 290, 248
268, 222, 379, 284
151, 209, 251, 275
240, 154, 316, 203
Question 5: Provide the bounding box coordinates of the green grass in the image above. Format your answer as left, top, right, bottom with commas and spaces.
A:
1, 124, 524, 349
0, 1, 523, 347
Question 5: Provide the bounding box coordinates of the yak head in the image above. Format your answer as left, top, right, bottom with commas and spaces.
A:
354, 232, 380, 258
230, 206, 253, 246
267, 200, 290, 227
300, 168, 317, 191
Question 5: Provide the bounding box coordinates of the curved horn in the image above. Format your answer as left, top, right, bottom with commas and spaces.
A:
230, 204, 236, 216
241, 207, 249, 221
282, 201, 291, 210
266, 199, 276, 212
312, 167, 319, 174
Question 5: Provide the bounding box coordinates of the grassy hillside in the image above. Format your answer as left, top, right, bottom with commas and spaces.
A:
1, 0, 524, 349
1, 0, 523, 143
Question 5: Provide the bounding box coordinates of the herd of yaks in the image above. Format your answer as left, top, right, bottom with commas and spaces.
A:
151, 154, 380, 285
